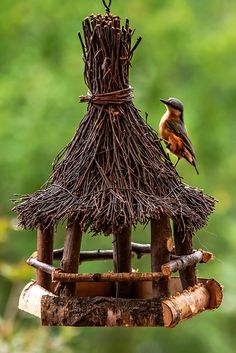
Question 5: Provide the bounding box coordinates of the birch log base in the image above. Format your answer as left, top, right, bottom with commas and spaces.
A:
18, 278, 222, 327
162, 283, 209, 327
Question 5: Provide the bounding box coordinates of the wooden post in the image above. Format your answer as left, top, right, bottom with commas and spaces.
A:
36, 225, 54, 291
173, 222, 197, 289
52, 271, 163, 283
60, 218, 82, 296
151, 215, 173, 298
112, 227, 132, 298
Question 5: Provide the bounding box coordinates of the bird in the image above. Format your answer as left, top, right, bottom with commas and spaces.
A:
159, 97, 199, 174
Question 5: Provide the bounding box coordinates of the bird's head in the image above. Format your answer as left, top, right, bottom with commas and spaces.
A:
160, 97, 184, 119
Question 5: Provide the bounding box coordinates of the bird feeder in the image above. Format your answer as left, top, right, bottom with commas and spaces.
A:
15, 2, 222, 328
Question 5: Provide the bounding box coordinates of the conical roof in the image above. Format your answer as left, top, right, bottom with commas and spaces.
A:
14, 14, 216, 235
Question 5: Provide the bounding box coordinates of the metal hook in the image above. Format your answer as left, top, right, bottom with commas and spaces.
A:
102, 0, 112, 14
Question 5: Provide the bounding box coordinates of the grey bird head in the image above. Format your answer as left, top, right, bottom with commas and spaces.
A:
160, 97, 184, 112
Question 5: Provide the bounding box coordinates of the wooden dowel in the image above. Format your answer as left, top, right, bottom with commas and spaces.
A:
53, 243, 151, 262
36, 225, 54, 291
201, 251, 213, 263
26, 258, 163, 283
60, 218, 82, 296
53, 247, 65, 260
52, 270, 163, 283
79, 249, 114, 262
112, 227, 132, 298
161, 250, 203, 276
173, 222, 197, 289
51, 245, 208, 263
151, 215, 173, 298
131, 242, 151, 258
27, 257, 55, 274
53, 242, 151, 261
30, 248, 212, 270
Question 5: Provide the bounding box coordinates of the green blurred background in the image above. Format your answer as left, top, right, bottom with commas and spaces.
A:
0, 0, 235, 352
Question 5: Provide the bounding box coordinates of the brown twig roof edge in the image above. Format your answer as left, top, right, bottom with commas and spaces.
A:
13, 14, 216, 235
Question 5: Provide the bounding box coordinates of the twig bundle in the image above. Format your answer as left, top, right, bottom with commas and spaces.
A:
14, 14, 216, 235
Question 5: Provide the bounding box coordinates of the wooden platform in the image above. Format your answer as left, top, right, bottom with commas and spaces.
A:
19, 277, 222, 327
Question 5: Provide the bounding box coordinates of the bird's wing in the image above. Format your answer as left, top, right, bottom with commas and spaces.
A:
167, 119, 196, 158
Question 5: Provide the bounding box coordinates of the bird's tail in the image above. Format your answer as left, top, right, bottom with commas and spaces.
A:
192, 159, 199, 175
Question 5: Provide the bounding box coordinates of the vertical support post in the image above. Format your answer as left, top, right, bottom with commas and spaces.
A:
36, 225, 54, 291
61, 218, 82, 296
173, 222, 197, 289
112, 227, 132, 298
151, 215, 173, 298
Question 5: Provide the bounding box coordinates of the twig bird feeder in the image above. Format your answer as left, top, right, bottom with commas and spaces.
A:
15, 2, 222, 327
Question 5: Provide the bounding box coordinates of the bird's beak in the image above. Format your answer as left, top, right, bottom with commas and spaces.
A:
160, 98, 169, 105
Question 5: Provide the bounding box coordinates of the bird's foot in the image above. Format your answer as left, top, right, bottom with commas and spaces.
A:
159, 137, 169, 145
174, 157, 180, 168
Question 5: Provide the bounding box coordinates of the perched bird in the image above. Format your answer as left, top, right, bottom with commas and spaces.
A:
159, 97, 199, 174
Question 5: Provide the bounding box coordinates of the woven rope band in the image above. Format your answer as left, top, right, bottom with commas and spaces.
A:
79, 87, 133, 105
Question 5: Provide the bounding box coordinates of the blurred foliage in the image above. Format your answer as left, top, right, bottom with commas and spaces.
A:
0, 0, 236, 352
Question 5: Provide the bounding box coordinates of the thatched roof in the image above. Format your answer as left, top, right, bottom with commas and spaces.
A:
14, 14, 216, 235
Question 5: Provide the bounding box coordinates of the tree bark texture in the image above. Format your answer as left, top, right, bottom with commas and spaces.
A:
41, 296, 163, 327
151, 216, 173, 297
173, 222, 197, 289
60, 218, 82, 296
112, 227, 132, 298
36, 226, 54, 291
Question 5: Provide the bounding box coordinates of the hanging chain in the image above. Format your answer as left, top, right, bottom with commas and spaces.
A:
102, 0, 112, 14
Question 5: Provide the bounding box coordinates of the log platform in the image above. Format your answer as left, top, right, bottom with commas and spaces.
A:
19, 277, 222, 328
21, 243, 221, 328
